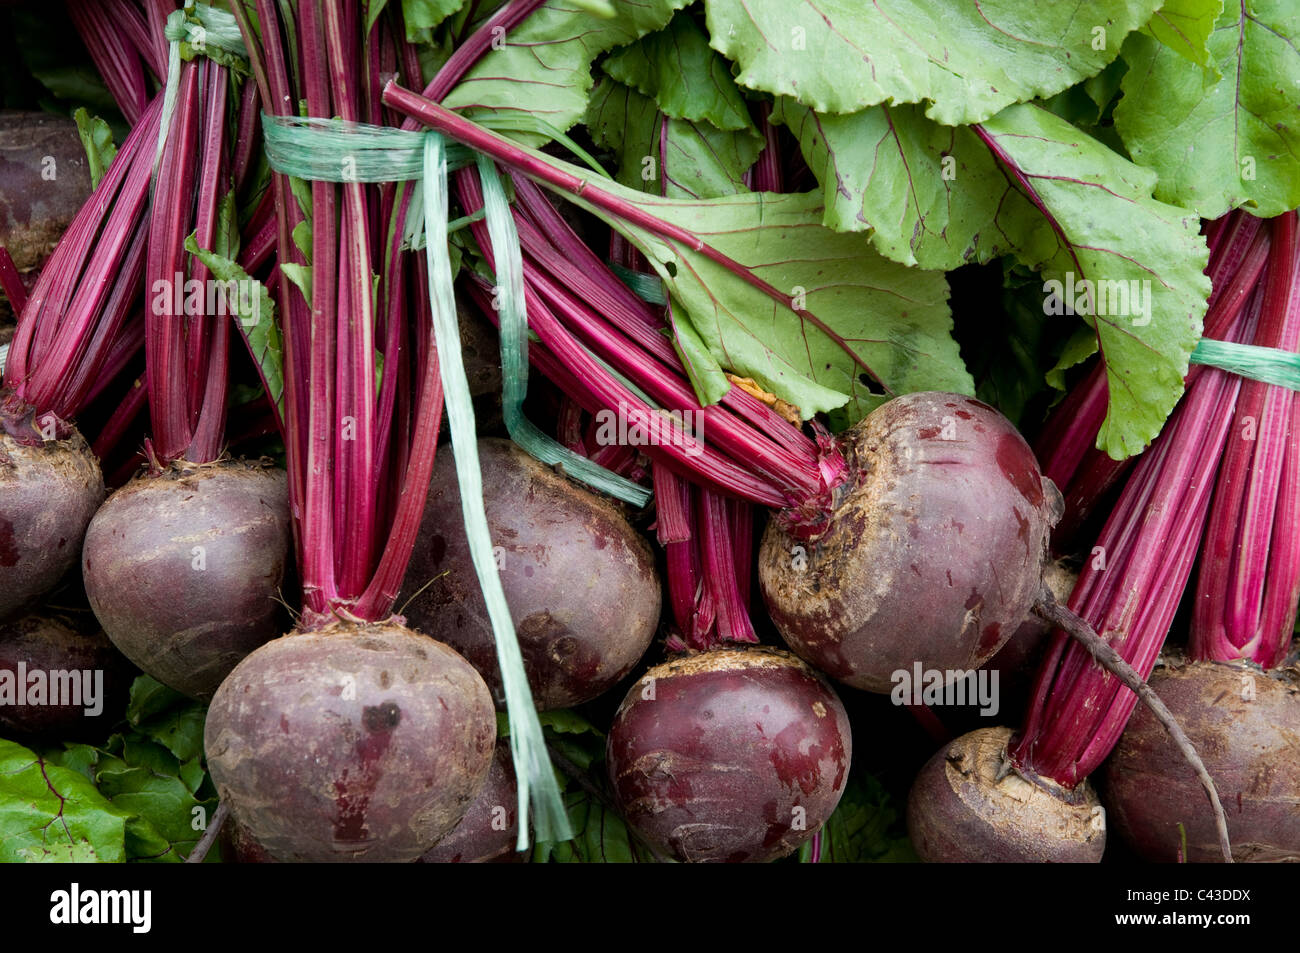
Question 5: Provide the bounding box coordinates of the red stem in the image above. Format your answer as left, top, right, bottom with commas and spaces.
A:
382, 82, 884, 387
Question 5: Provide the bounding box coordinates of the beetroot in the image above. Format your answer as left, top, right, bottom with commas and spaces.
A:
606, 646, 851, 863
907, 726, 1106, 862
400, 438, 660, 710
82, 460, 291, 701
0, 425, 104, 621
221, 744, 523, 865
759, 393, 1061, 693
217, 813, 277, 864
984, 559, 1078, 716
0, 610, 130, 738
418, 744, 521, 863
204, 621, 496, 863
1103, 655, 1300, 862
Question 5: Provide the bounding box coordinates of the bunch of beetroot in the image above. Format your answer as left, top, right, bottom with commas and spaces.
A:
908, 211, 1300, 864
5, 0, 1299, 869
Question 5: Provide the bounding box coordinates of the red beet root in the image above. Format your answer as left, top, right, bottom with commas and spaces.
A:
400, 438, 660, 710
0, 611, 130, 739
1103, 655, 1300, 862
418, 745, 521, 863
759, 393, 1061, 692
218, 813, 277, 864
606, 646, 851, 863
907, 726, 1106, 862
81, 460, 291, 701
0, 426, 104, 621
204, 621, 496, 863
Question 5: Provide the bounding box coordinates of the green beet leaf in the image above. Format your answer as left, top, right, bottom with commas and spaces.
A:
0, 738, 130, 863
399, 0, 467, 43
602, 11, 756, 132
772, 98, 1019, 270
619, 190, 967, 423
586, 78, 760, 200
72, 108, 116, 190
442, 0, 690, 142
975, 103, 1211, 458
1140, 0, 1224, 65
1116, 1, 1300, 218
798, 774, 916, 863
702, 0, 1160, 125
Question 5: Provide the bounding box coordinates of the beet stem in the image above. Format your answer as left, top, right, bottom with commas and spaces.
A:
184, 801, 230, 864
1032, 593, 1233, 863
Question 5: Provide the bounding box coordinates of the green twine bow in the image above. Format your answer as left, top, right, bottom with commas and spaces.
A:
1189, 338, 1300, 391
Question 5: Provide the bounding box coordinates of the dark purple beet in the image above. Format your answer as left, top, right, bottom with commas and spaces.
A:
606, 646, 852, 863
1103, 655, 1300, 862
759, 392, 1061, 693
0, 611, 131, 738
81, 460, 290, 701
217, 813, 277, 864
907, 726, 1106, 862
418, 744, 522, 863
204, 621, 496, 863
221, 746, 524, 865
985, 559, 1078, 714
399, 437, 660, 710
0, 426, 104, 621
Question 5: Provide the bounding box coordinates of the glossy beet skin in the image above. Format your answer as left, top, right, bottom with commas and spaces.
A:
400, 438, 660, 710
205, 622, 496, 863
907, 726, 1106, 862
0, 427, 104, 621
607, 646, 852, 863
0, 611, 131, 738
1104, 656, 1300, 862
419, 744, 521, 863
82, 460, 291, 701
760, 393, 1061, 693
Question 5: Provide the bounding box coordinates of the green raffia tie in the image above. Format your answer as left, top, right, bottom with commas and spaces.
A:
420, 134, 571, 847
261, 113, 649, 506
1189, 338, 1300, 391
608, 261, 667, 306
475, 155, 651, 506
155, 3, 250, 174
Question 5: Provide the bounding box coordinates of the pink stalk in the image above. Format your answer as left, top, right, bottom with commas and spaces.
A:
145, 59, 202, 461
0, 248, 28, 314
1013, 279, 1264, 786
1191, 212, 1300, 666
4, 96, 163, 426
90, 376, 148, 459
67, 0, 157, 125
509, 176, 823, 466
321, 0, 378, 599
698, 488, 758, 644
751, 101, 784, 194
